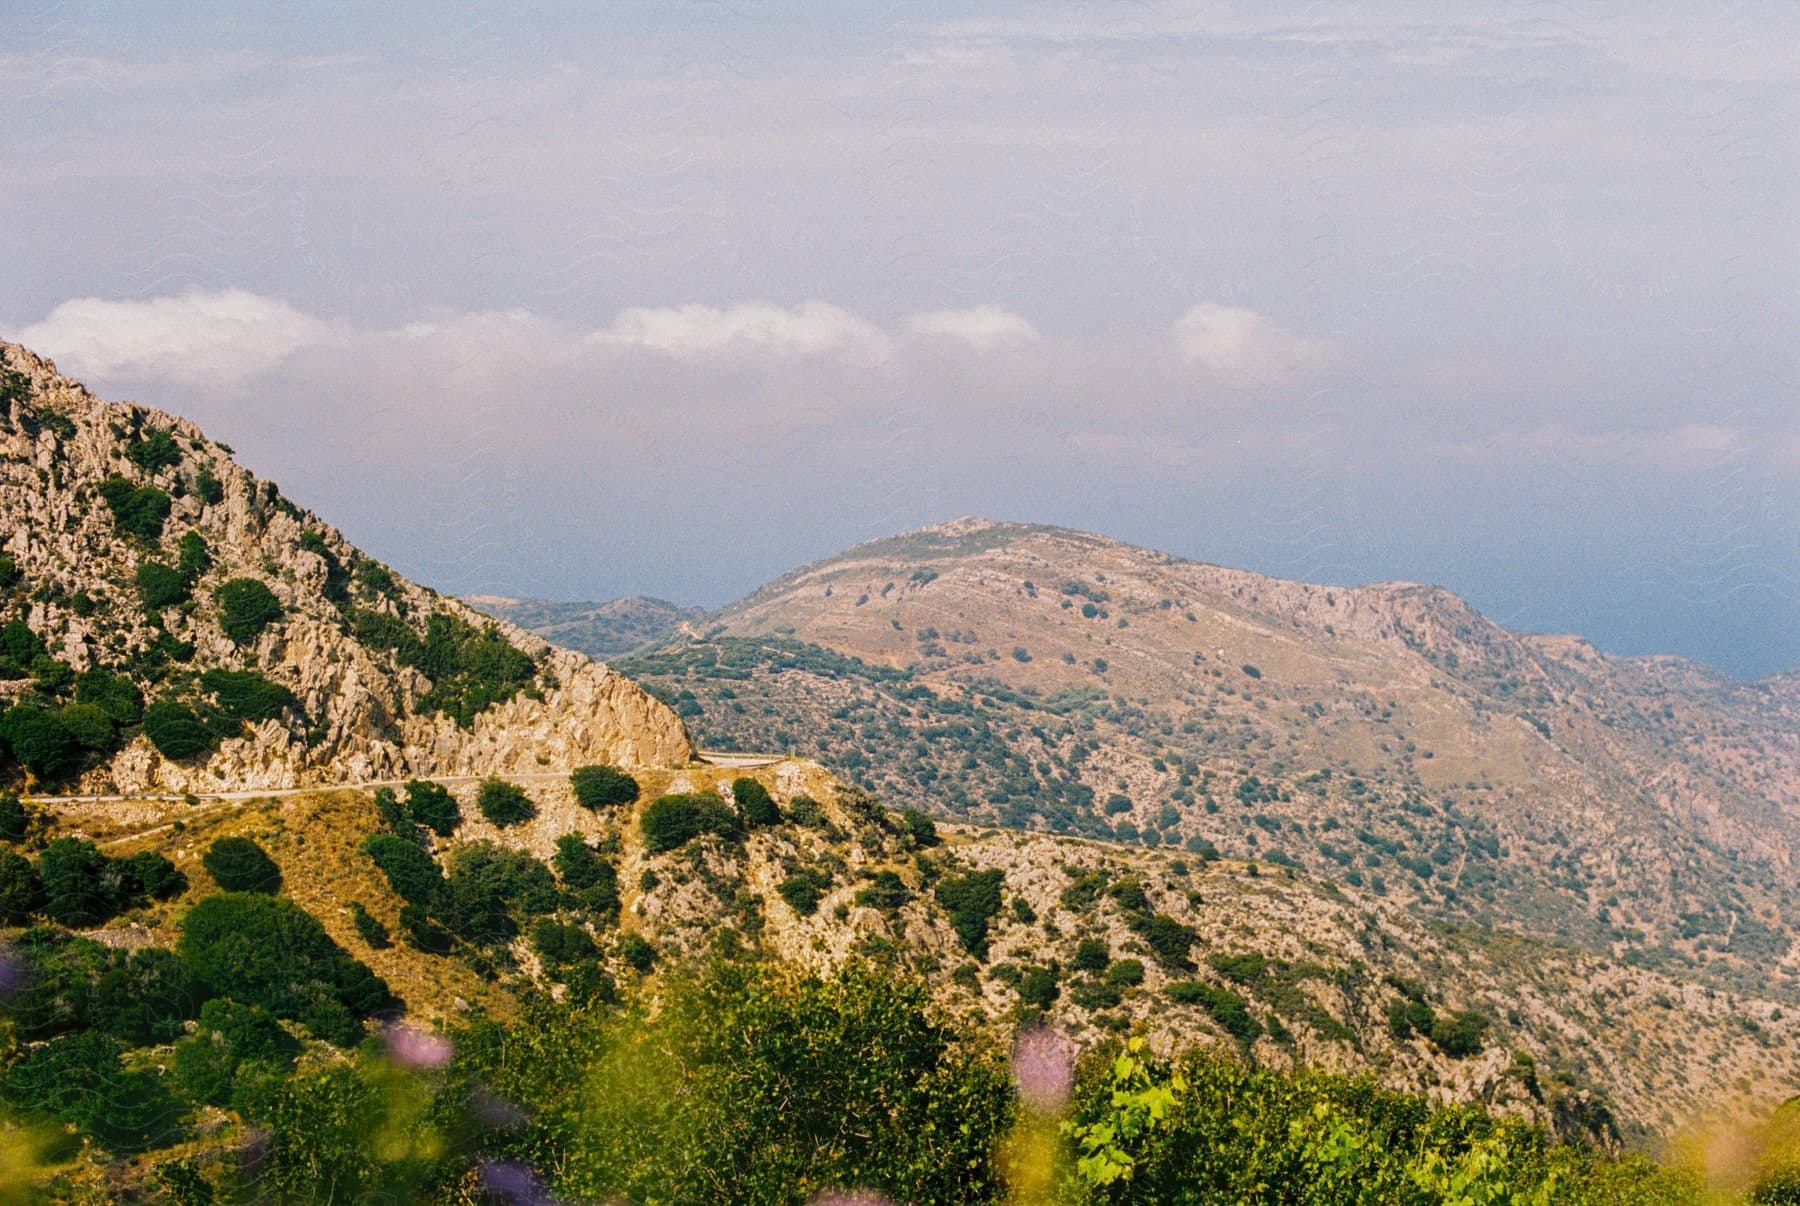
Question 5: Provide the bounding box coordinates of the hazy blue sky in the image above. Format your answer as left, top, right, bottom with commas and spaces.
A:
4, 3, 1795, 676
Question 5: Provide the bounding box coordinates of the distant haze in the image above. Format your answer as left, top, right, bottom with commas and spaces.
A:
3, 3, 1794, 677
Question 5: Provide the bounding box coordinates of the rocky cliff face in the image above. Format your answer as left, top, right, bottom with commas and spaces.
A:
0, 342, 692, 792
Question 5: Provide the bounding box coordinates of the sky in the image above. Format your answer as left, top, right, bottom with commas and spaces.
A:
3, 2, 1796, 677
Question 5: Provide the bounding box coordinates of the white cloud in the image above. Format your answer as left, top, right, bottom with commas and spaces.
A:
588, 301, 891, 364
10, 289, 336, 389
1171, 303, 1335, 388
905, 306, 1039, 350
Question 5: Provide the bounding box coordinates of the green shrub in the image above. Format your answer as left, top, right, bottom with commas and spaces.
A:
1127, 911, 1199, 970
856, 869, 912, 911
136, 559, 191, 608
127, 849, 186, 899
0, 846, 44, 921
439, 841, 558, 944
202, 836, 282, 893
1071, 938, 1109, 972
570, 764, 640, 810
172, 997, 298, 1108
787, 793, 827, 827
404, 779, 460, 836
97, 475, 172, 540
641, 791, 741, 853
0, 704, 82, 780
1388, 998, 1437, 1041
194, 466, 225, 505
553, 834, 620, 922
126, 428, 181, 472
900, 808, 941, 846
176, 530, 212, 579
475, 777, 534, 826
143, 699, 215, 761
38, 837, 139, 925
58, 702, 116, 749
90, 946, 206, 1044
201, 668, 298, 722
407, 613, 537, 728
1106, 958, 1146, 988
533, 918, 599, 968
0, 554, 19, 590
0, 790, 27, 842
76, 668, 143, 725
362, 832, 445, 905
1018, 964, 1060, 1010
373, 786, 420, 842
0, 1029, 181, 1151
1430, 1010, 1491, 1058
214, 577, 283, 643
732, 776, 780, 827
618, 931, 656, 972
177, 892, 390, 1043
934, 869, 1006, 959
777, 868, 833, 916
1167, 981, 1262, 1041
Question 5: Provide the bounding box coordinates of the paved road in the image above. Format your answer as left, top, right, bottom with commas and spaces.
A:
23, 752, 785, 808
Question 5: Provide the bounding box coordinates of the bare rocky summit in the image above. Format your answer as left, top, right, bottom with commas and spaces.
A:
0, 343, 691, 793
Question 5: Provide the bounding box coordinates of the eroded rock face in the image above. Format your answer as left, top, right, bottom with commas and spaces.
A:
0, 341, 692, 791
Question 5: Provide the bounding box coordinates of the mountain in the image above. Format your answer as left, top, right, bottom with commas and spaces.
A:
464, 595, 703, 659
609, 517, 1800, 996
4, 351, 1796, 1183
0, 342, 691, 794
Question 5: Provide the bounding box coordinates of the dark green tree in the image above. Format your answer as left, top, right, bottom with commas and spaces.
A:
475, 777, 534, 826
214, 577, 283, 643
570, 764, 640, 810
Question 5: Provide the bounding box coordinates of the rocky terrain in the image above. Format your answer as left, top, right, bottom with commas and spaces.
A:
0, 342, 691, 794
602, 518, 1800, 997
54, 760, 1800, 1150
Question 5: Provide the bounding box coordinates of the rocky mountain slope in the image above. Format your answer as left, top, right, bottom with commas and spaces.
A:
0, 343, 691, 794
465, 594, 702, 659
57, 760, 1800, 1149
604, 518, 1800, 997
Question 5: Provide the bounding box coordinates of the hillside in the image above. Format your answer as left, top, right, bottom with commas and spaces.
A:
39, 759, 1800, 1153
608, 517, 1800, 996
0, 342, 691, 794
465, 594, 702, 659
3, 356, 1796, 1193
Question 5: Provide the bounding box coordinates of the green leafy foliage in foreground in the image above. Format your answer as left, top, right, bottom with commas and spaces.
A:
4, 957, 1785, 1202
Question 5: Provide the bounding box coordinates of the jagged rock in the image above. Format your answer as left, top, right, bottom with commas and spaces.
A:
0, 341, 692, 792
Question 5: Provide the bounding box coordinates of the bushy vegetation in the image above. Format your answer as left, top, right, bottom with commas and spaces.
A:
97, 475, 172, 540
2, 956, 1757, 1202
935, 868, 1006, 958
177, 892, 390, 1044
354, 609, 539, 728
641, 790, 742, 853
214, 577, 284, 643
732, 775, 779, 826
201, 668, 298, 723
404, 778, 460, 836
142, 698, 216, 760
475, 777, 534, 826
570, 763, 639, 810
